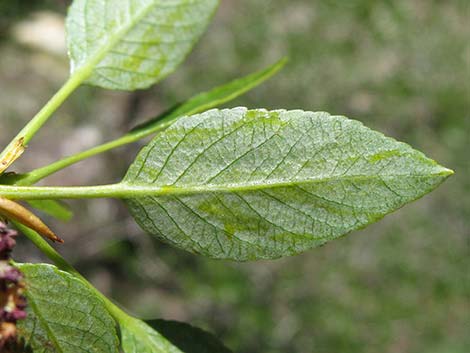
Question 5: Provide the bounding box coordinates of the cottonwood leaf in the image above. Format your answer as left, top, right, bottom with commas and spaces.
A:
16, 263, 119, 353
120, 317, 182, 353
66, 0, 219, 90
122, 108, 452, 260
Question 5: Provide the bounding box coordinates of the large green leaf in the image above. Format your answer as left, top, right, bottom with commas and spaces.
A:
120, 317, 182, 353
123, 108, 452, 260
17, 263, 119, 353
66, 0, 219, 90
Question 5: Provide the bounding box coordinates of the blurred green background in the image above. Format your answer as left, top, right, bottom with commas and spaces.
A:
1, 1, 469, 352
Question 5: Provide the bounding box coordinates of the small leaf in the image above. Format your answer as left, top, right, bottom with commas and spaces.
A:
27, 200, 73, 222
147, 320, 233, 353
66, 0, 219, 90
123, 108, 453, 260
131, 58, 288, 134
120, 317, 182, 353
16, 263, 119, 353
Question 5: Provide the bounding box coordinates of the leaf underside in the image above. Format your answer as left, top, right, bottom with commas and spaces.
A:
124, 108, 452, 261
67, 0, 219, 90
17, 264, 119, 353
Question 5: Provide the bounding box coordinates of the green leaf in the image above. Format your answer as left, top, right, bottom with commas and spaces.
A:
66, 0, 219, 90
120, 317, 182, 353
131, 58, 288, 134
27, 200, 73, 222
147, 320, 233, 353
16, 263, 119, 353
123, 108, 453, 260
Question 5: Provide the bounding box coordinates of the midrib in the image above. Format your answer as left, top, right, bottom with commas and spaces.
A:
121, 171, 450, 198
0, 171, 451, 200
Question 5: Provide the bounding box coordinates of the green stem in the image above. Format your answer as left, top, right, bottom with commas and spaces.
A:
16, 136, 137, 186
10, 110, 178, 186
14, 222, 133, 323
0, 183, 179, 200
14, 128, 156, 186
0, 68, 90, 167
0, 183, 126, 200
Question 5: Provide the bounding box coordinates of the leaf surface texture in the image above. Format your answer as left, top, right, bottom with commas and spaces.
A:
124, 108, 452, 260
67, 0, 219, 90
17, 264, 119, 353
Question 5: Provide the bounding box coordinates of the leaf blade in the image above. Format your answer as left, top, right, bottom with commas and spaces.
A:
123, 108, 452, 260
66, 0, 219, 90
17, 263, 119, 353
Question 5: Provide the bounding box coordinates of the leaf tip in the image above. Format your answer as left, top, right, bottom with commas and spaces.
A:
444, 168, 455, 176
270, 57, 289, 73
33, 224, 64, 244
436, 165, 455, 178
278, 56, 289, 66
53, 235, 65, 244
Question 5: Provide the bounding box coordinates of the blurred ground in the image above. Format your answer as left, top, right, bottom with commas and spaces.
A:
0, 1, 469, 352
